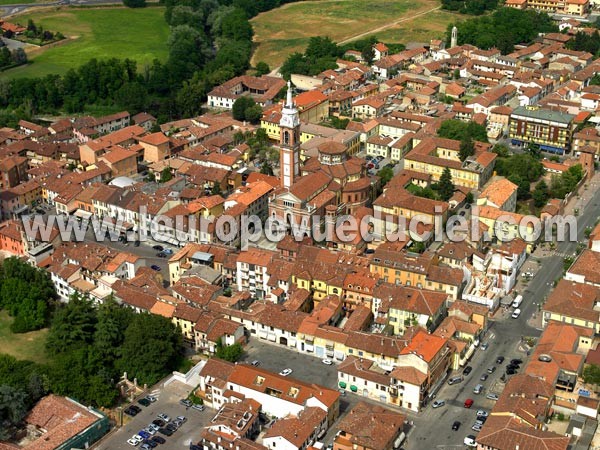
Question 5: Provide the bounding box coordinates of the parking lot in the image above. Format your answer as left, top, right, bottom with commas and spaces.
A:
96, 381, 211, 450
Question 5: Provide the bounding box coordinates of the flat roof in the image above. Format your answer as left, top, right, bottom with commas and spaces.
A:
512, 106, 575, 124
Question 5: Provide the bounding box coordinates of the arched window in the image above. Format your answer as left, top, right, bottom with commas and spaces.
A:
283, 131, 290, 145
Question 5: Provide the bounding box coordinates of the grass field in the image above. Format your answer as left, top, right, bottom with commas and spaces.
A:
1, 6, 169, 79
251, 0, 454, 67
374, 9, 463, 45
0, 311, 49, 364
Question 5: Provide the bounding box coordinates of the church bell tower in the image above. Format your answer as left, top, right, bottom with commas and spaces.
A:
279, 81, 300, 189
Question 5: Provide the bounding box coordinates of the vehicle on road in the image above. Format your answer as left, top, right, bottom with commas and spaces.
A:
180, 399, 192, 407
151, 436, 165, 445
150, 265, 161, 271
464, 398, 474, 408
452, 421, 461, 431
480, 373, 488, 381
511, 308, 521, 319
163, 248, 174, 255
510, 359, 523, 365
486, 393, 499, 401
152, 245, 164, 251
176, 415, 187, 423
448, 376, 463, 385
496, 356, 505, 364
477, 410, 489, 418
152, 419, 165, 427
432, 400, 445, 408
472, 424, 482, 432
279, 368, 293, 376
250, 360, 260, 366
481, 342, 489, 350
192, 404, 205, 411
134, 240, 140, 247
138, 398, 151, 407
487, 366, 496, 374
156, 252, 166, 258
124, 407, 138, 417
138, 430, 150, 439
146, 395, 157, 403
463, 366, 473, 375
158, 427, 173, 436
473, 384, 484, 395
464, 435, 477, 447
322, 359, 333, 365
512, 295, 523, 308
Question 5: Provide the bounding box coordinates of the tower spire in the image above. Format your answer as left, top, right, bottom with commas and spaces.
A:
286, 81, 293, 107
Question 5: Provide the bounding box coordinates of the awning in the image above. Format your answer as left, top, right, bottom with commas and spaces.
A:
350, 385, 358, 392
339, 381, 347, 388
74, 209, 93, 219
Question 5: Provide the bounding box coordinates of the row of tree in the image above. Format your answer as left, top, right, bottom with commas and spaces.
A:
441, 0, 498, 15
447, 8, 558, 54
566, 31, 600, 56
0, 47, 27, 71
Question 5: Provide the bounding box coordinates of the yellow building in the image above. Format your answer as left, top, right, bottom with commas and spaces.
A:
404, 137, 496, 190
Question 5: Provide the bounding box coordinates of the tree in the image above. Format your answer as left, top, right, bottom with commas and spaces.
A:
459, 136, 475, 162
453, 68, 460, 79
255, 61, 270, 76
377, 166, 394, 186
438, 167, 455, 201
46, 294, 97, 355
160, 167, 173, 183
215, 342, 243, 362
584, 364, 600, 385
533, 179, 549, 208
260, 161, 274, 176
361, 42, 375, 65
115, 82, 147, 113
232, 96, 255, 121
244, 104, 263, 124
438, 119, 488, 142
123, 0, 146, 7
211, 183, 222, 195
0, 385, 28, 436
508, 174, 530, 200
116, 313, 182, 385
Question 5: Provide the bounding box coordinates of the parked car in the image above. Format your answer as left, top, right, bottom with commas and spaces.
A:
480, 373, 488, 381
176, 415, 187, 423
152, 419, 165, 427
481, 342, 489, 350
150, 265, 161, 271
432, 399, 445, 408
165, 423, 178, 432
463, 366, 473, 375
180, 399, 192, 407
250, 360, 260, 366
506, 368, 517, 375
152, 245, 164, 251
128, 436, 143, 446
486, 393, 499, 401
496, 356, 505, 364
487, 366, 496, 374
477, 410, 489, 418
452, 421, 461, 431
472, 423, 482, 432
144, 427, 156, 435
322, 359, 333, 365
511, 308, 521, 319
279, 368, 293, 376
151, 436, 166, 444
146, 395, 157, 403
156, 252, 166, 258
464, 398, 474, 408
163, 248, 174, 255
134, 240, 140, 247
158, 427, 173, 437
148, 424, 159, 433
338, 389, 346, 397
138, 398, 151, 407
510, 359, 523, 365
192, 404, 205, 411
464, 435, 477, 447
138, 430, 151, 440
124, 407, 138, 417
448, 376, 463, 385
158, 413, 170, 422
473, 384, 484, 395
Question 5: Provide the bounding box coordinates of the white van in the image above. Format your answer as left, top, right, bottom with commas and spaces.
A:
511, 308, 521, 319
512, 295, 523, 308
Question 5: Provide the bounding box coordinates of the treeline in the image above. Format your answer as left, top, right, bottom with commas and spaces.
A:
447, 9, 558, 54
567, 31, 600, 56
280, 35, 405, 79
0, 47, 27, 71
0, 258, 55, 333
0, 0, 301, 126
441, 0, 498, 15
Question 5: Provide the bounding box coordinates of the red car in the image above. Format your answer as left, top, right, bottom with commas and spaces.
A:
464, 398, 474, 408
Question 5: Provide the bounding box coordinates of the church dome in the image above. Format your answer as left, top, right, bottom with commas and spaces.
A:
318, 141, 346, 156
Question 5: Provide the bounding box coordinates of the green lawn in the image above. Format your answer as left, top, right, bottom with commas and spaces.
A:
1, 6, 169, 79
0, 310, 50, 364
251, 0, 440, 67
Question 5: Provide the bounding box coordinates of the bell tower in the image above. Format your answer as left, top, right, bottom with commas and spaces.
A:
279, 81, 300, 189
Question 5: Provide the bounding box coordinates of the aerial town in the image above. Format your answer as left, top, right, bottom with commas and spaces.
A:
1, 0, 600, 449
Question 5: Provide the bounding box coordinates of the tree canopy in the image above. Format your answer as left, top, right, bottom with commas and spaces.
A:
438, 119, 488, 143
280, 36, 342, 79
447, 9, 557, 54
438, 167, 455, 201
441, 0, 498, 15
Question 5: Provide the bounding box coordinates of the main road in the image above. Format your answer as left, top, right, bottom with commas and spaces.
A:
405, 178, 600, 449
